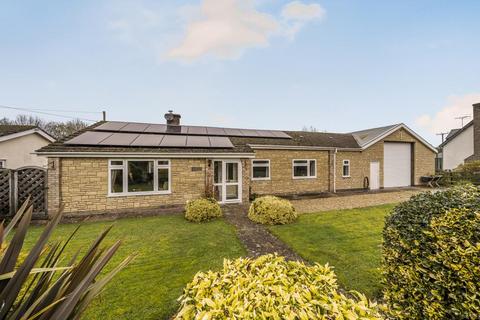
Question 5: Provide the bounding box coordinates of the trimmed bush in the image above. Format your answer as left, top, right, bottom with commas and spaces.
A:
383, 185, 480, 319
185, 198, 222, 222
248, 196, 298, 225
176, 254, 383, 319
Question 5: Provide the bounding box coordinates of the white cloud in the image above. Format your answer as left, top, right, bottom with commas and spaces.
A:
281, 1, 325, 21
167, 0, 325, 61
415, 93, 480, 134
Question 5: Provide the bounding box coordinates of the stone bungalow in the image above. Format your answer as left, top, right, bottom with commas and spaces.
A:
36, 112, 436, 216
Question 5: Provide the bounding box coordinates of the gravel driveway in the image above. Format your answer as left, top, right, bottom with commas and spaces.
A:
292, 188, 428, 214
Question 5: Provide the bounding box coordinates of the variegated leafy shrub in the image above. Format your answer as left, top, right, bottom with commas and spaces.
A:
185, 198, 222, 222
248, 196, 298, 225
176, 254, 383, 319
383, 185, 480, 319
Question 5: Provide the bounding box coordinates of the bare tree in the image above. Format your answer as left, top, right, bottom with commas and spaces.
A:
302, 125, 319, 132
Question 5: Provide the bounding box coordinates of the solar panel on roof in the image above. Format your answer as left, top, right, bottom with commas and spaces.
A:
65, 131, 113, 145
119, 123, 149, 132
206, 127, 226, 135
160, 135, 187, 147
187, 126, 208, 135
94, 122, 129, 131
208, 136, 234, 148
99, 133, 139, 146
93, 121, 291, 139
144, 124, 168, 133
130, 134, 164, 146
240, 129, 260, 137
186, 136, 210, 147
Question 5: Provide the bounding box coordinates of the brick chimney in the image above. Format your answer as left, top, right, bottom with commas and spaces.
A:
473, 103, 480, 159
164, 110, 181, 126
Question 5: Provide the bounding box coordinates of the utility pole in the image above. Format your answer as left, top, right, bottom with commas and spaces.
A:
102, 111, 106, 121
436, 132, 448, 143
455, 115, 471, 127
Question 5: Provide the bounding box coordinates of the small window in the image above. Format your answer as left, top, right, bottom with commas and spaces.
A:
0, 160, 6, 169
342, 160, 350, 177
252, 160, 270, 180
293, 160, 316, 178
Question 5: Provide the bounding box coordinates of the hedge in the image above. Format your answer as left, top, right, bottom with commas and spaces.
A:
248, 196, 298, 225
184, 198, 222, 222
383, 185, 480, 319
175, 254, 383, 319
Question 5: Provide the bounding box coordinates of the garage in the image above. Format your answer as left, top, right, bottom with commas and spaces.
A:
384, 142, 412, 188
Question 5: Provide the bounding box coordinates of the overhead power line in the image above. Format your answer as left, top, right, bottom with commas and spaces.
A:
0, 104, 101, 122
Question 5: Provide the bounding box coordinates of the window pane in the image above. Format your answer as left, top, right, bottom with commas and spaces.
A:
226, 185, 239, 200
226, 163, 238, 183
253, 166, 269, 178
110, 169, 123, 193
158, 168, 169, 191
214, 161, 222, 183
294, 165, 308, 177
110, 160, 123, 166
309, 161, 316, 176
128, 161, 154, 192
253, 160, 269, 165
343, 165, 349, 176
294, 160, 308, 165
158, 160, 169, 166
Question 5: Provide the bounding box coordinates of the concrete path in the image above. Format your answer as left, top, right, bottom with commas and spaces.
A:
223, 205, 304, 262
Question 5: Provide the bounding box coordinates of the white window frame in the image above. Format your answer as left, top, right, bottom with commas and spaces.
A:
0, 160, 6, 169
108, 159, 171, 197
292, 159, 316, 179
342, 159, 351, 178
251, 159, 271, 181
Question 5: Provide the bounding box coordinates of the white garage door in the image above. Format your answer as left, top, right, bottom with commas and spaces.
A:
384, 142, 412, 188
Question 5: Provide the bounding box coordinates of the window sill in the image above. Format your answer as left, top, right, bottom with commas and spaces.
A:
251, 177, 271, 181
342, 176, 351, 179
292, 176, 316, 180
107, 191, 172, 198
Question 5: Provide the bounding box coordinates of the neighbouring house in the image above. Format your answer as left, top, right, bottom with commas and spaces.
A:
0, 125, 55, 169
36, 111, 436, 217
438, 103, 480, 170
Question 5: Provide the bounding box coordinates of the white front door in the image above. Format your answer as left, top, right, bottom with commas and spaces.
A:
370, 161, 380, 190
213, 160, 242, 203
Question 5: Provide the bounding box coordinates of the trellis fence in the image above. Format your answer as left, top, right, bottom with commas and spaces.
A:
0, 167, 47, 218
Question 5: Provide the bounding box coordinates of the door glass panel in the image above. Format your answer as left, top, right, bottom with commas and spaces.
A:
226, 185, 239, 200
226, 163, 238, 183
214, 161, 222, 183
213, 185, 222, 201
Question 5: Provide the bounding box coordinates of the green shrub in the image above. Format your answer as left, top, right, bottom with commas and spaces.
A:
176, 254, 383, 319
248, 196, 298, 225
185, 197, 222, 222
383, 185, 480, 319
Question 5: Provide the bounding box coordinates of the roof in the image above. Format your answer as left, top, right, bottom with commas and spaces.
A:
0, 125, 36, 137
438, 120, 473, 148
36, 120, 436, 156
0, 125, 55, 143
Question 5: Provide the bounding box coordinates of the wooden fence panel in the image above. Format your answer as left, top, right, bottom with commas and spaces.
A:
0, 169, 11, 216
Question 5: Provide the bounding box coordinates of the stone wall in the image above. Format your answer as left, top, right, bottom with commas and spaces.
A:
250, 150, 330, 196
50, 158, 207, 215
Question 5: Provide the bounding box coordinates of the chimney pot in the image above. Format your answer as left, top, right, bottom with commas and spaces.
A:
165, 110, 181, 126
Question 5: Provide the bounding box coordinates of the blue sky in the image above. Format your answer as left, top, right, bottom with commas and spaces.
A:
0, 0, 479, 144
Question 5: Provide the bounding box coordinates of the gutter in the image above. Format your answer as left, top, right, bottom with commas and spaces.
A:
34, 151, 256, 159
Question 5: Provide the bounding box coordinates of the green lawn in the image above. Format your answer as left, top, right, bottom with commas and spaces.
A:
269, 204, 395, 298
23, 215, 246, 320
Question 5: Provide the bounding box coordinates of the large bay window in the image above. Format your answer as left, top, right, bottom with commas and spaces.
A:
293, 159, 316, 178
108, 159, 171, 196
251, 159, 270, 180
